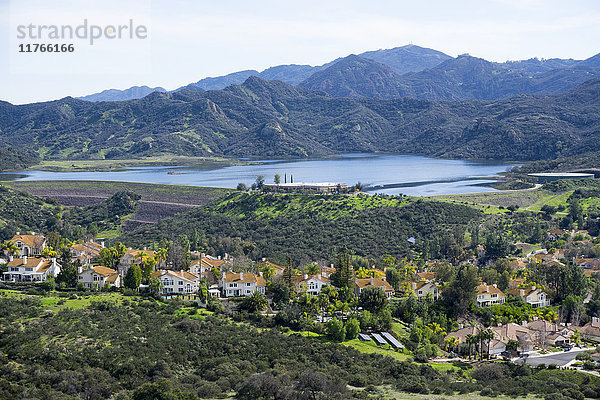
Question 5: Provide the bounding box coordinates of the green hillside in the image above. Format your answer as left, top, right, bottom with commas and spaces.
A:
1, 77, 600, 162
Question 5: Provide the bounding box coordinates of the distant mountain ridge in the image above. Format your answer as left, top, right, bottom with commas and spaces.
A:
77, 45, 453, 101
77, 86, 167, 102
2, 76, 600, 162
74, 45, 599, 104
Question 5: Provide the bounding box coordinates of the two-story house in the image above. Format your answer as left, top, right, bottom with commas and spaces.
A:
152, 270, 199, 295
117, 249, 157, 276
507, 286, 550, 307
71, 241, 104, 265
296, 274, 331, 296
354, 277, 394, 299
78, 265, 121, 289
10, 234, 46, 257
476, 284, 506, 307
220, 272, 266, 297
411, 281, 442, 301
3, 256, 60, 282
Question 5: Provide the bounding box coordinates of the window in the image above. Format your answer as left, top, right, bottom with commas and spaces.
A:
245, 282, 251, 287
178, 281, 183, 285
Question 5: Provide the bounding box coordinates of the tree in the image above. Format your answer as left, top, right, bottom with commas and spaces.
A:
124, 265, 142, 290
274, 174, 281, 184
1, 240, 19, 257
141, 257, 157, 283
237, 183, 247, 191
56, 247, 78, 287
485, 232, 509, 260
255, 175, 265, 190
358, 286, 388, 313
569, 198, 584, 227
466, 334, 477, 359
345, 318, 360, 340
40, 278, 55, 292
241, 291, 268, 313
326, 318, 345, 342
385, 267, 402, 291
149, 277, 164, 294
445, 336, 460, 353
260, 263, 276, 280
442, 264, 479, 317
331, 248, 353, 289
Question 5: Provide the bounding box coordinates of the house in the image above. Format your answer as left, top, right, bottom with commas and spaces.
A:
354, 277, 394, 298
580, 317, 600, 341
297, 274, 331, 296
257, 260, 286, 277
78, 265, 121, 289
3, 257, 60, 282
526, 320, 573, 346
415, 271, 437, 281
491, 323, 534, 352
117, 249, 157, 276
71, 241, 104, 265
152, 270, 199, 295
220, 272, 266, 297
507, 286, 550, 307
10, 234, 46, 257
574, 258, 600, 269
546, 229, 567, 241
411, 281, 441, 301
508, 278, 526, 289
188, 254, 230, 283
476, 284, 506, 307
508, 260, 527, 270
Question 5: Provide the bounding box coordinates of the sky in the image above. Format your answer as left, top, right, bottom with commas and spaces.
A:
0, 0, 599, 104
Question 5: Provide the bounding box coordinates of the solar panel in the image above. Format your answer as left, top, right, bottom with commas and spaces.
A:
381, 332, 404, 349
358, 333, 371, 341
371, 333, 387, 345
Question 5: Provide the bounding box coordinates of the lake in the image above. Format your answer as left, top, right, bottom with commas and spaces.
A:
1, 154, 518, 196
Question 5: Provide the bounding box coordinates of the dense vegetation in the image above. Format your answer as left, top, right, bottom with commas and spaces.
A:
2, 76, 600, 161
0, 184, 58, 237
120, 193, 482, 263
0, 146, 39, 171
1, 294, 600, 400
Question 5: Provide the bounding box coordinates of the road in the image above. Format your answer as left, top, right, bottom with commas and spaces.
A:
519, 348, 591, 367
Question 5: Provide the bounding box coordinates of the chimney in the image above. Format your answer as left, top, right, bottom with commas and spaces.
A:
8, 255, 13, 262
519, 289, 525, 297
201, 253, 206, 259
218, 256, 221, 260
101, 241, 105, 248
143, 247, 147, 251
411, 282, 417, 290
23, 256, 27, 265
239, 272, 243, 280
522, 320, 527, 326
304, 274, 308, 280
370, 277, 374, 285
532, 285, 536, 291
261, 257, 266, 262
180, 270, 184, 277
16, 231, 20, 235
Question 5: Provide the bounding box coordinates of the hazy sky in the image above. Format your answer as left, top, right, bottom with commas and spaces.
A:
1, 0, 599, 104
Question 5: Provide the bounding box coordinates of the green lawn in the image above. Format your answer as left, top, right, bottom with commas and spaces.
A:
1, 289, 126, 310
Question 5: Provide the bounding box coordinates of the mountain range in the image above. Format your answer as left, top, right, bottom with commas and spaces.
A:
75, 44, 599, 103
3, 75, 600, 162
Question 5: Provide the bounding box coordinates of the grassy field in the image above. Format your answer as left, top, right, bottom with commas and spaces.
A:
0, 289, 126, 311
431, 188, 572, 215
210, 192, 412, 220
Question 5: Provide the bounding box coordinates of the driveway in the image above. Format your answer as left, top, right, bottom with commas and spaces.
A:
519, 348, 592, 367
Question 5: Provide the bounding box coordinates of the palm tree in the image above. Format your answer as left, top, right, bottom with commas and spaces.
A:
260, 263, 276, 280
478, 329, 495, 360
155, 248, 168, 268
466, 334, 477, 359
445, 336, 460, 354
2, 241, 19, 257
135, 251, 147, 265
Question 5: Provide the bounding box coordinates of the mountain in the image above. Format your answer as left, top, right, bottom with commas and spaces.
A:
178, 69, 259, 91
299, 55, 406, 98
77, 86, 167, 102
75, 45, 454, 101
1, 76, 599, 162
359, 44, 452, 75
305, 53, 600, 101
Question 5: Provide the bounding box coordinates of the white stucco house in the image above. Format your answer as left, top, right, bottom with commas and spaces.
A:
3, 257, 60, 282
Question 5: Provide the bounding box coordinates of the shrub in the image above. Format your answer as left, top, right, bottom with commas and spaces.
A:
345, 318, 360, 340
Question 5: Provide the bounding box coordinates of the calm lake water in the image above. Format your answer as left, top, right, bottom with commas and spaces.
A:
2, 154, 518, 196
